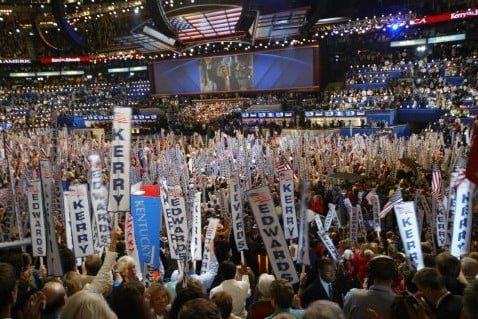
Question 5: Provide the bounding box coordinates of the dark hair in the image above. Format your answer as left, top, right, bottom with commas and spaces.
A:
110, 282, 151, 319
367, 255, 396, 284
412, 267, 445, 291
0, 252, 25, 278
178, 298, 221, 319
169, 285, 205, 319
219, 261, 236, 281
435, 252, 461, 279
214, 240, 231, 264
85, 255, 102, 276
317, 258, 335, 272
0, 263, 17, 309
423, 254, 436, 267
404, 270, 418, 293
270, 280, 294, 308
59, 246, 76, 273
210, 291, 233, 319
175, 278, 204, 294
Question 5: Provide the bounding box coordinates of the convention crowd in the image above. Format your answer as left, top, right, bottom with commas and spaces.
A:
0, 113, 476, 319
0, 16, 478, 319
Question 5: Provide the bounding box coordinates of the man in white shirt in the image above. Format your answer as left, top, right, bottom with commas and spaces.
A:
209, 261, 250, 319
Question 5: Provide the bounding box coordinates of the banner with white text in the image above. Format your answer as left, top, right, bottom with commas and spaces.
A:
450, 179, 475, 258
108, 107, 132, 212
67, 184, 94, 257
394, 201, 424, 270
27, 180, 46, 257
229, 174, 248, 251
278, 170, 298, 240
89, 154, 112, 247
247, 186, 299, 284
131, 195, 161, 270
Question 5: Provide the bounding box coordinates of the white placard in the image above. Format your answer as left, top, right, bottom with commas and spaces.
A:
67, 184, 94, 257
247, 186, 299, 284
229, 174, 248, 251
450, 179, 475, 258
108, 107, 131, 212
278, 170, 298, 239
27, 180, 46, 257
394, 201, 424, 270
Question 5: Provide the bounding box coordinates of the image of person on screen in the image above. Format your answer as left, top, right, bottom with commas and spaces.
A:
216, 62, 232, 91
200, 54, 253, 92
200, 57, 218, 92
232, 55, 253, 91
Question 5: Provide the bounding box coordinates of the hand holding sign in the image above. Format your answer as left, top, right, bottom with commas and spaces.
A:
108, 226, 122, 252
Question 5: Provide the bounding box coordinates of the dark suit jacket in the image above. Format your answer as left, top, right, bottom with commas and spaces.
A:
434, 294, 462, 319
301, 279, 344, 308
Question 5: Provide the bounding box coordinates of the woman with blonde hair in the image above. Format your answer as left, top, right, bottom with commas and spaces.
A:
116, 255, 137, 283
148, 282, 171, 319
60, 290, 117, 319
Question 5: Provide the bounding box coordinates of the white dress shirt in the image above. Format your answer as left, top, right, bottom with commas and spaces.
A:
209, 275, 250, 318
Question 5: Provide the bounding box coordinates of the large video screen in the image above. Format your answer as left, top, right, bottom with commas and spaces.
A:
150, 46, 318, 95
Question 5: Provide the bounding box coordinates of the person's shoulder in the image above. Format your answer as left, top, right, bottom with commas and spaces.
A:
443, 293, 463, 305
289, 308, 305, 316
344, 288, 368, 301
209, 284, 222, 295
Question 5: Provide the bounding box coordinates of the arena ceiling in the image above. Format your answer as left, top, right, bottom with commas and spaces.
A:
0, 0, 471, 55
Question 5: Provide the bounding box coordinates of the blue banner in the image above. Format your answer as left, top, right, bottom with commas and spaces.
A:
131, 196, 161, 269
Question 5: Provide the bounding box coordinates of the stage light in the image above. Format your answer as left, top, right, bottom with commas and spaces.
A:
391, 23, 399, 30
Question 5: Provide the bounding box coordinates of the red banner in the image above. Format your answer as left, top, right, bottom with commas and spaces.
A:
410, 8, 478, 26
40, 56, 91, 64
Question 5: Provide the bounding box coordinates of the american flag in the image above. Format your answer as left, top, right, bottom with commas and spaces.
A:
275, 155, 292, 173
379, 188, 404, 218
114, 112, 130, 124
3, 140, 17, 159
275, 155, 299, 181
431, 163, 442, 201
248, 191, 271, 204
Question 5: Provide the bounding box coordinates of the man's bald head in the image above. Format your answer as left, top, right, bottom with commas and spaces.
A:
41, 281, 67, 315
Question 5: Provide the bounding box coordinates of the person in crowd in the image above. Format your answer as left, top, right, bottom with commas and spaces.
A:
210, 261, 250, 319
109, 281, 151, 319
211, 291, 242, 319
60, 290, 117, 319
249, 273, 275, 319
0, 262, 19, 319
461, 257, 478, 284
177, 298, 222, 319
412, 267, 462, 319
169, 240, 218, 294
169, 281, 206, 319
303, 300, 345, 319
463, 279, 478, 319
265, 280, 304, 319
115, 256, 138, 285
80, 254, 112, 296
435, 252, 466, 295
147, 282, 171, 319
343, 255, 396, 319
41, 281, 67, 319
300, 258, 344, 308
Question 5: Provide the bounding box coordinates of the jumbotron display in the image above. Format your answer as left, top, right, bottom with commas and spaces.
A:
150, 46, 319, 94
